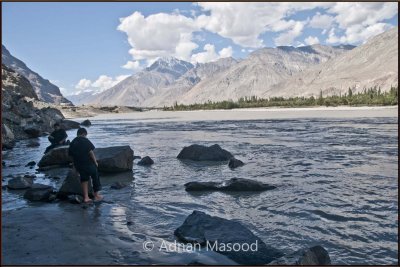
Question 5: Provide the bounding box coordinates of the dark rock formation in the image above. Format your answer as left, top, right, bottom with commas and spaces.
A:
184, 178, 276, 192
228, 158, 244, 169
268, 245, 331, 265
177, 144, 233, 161
7, 177, 33, 189
23, 125, 41, 138
23, 184, 54, 201
25, 161, 36, 167
175, 210, 283, 264
81, 119, 91, 126
137, 156, 154, 166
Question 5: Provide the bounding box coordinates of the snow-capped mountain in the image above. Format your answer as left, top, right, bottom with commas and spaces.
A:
1, 45, 72, 105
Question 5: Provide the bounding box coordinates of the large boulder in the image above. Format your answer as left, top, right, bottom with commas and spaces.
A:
185, 178, 276, 192
95, 146, 134, 172
57, 169, 93, 198
23, 125, 41, 138
175, 211, 283, 265
7, 177, 33, 189
38, 145, 134, 173
1, 123, 15, 149
177, 144, 233, 161
268, 245, 331, 265
23, 184, 54, 201
38, 146, 71, 167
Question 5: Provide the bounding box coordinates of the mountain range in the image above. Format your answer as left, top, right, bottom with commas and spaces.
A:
2, 45, 72, 105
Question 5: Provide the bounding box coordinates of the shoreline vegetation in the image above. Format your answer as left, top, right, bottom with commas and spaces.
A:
162, 86, 398, 111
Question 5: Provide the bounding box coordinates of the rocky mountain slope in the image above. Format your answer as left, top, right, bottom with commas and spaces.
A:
265, 27, 398, 98
177, 44, 354, 105
2, 45, 72, 105
89, 57, 194, 106
2, 64, 67, 149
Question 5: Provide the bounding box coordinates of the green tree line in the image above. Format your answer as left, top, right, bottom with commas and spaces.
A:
163, 86, 398, 111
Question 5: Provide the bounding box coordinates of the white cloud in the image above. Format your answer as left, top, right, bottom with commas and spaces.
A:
75, 78, 92, 90
304, 36, 320, 45
309, 12, 334, 29
74, 75, 130, 94
191, 44, 233, 63
122, 60, 141, 71
117, 11, 199, 62
325, 2, 397, 44
274, 21, 305, 46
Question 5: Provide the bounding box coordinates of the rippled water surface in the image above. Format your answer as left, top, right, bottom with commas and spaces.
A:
2, 108, 398, 264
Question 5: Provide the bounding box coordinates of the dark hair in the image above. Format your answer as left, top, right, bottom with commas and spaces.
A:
77, 127, 87, 136
54, 123, 60, 127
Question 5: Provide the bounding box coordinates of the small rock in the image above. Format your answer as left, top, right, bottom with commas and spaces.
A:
24, 184, 54, 201
2, 161, 5, 167
68, 194, 83, 204
23, 126, 41, 138
137, 156, 154, 166
27, 140, 40, 147
228, 158, 244, 169
110, 182, 128, 189
80, 119, 92, 126
133, 156, 142, 160
268, 245, 331, 265
7, 177, 33, 190
23, 174, 36, 179
8, 164, 20, 168
25, 161, 36, 167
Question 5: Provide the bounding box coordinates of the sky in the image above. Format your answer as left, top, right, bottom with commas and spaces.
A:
2, 2, 398, 96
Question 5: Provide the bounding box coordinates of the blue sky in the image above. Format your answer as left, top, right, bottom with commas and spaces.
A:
2, 2, 398, 96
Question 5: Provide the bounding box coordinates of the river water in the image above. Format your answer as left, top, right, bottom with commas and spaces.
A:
2, 107, 398, 264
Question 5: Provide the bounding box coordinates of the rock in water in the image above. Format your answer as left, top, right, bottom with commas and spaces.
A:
27, 140, 40, 147
23, 125, 41, 138
95, 146, 134, 172
38, 146, 71, 167
57, 169, 93, 198
80, 119, 92, 126
7, 177, 33, 189
228, 158, 244, 168
2, 123, 15, 149
137, 156, 154, 166
60, 119, 80, 130
185, 178, 276, 192
174, 210, 283, 265
24, 184, 54, 201
38, 145, 134, 173
177, 144, 233, 161
25, 161, 36, 167
268, 245, 331, 265
110, 182, 128, 189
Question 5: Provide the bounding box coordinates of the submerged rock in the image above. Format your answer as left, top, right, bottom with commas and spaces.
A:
175, 210, 283, 265
27, 140, 40, 147
7, 177, 33, 190
57, 169, 93, 198
25, 161, 36, 167
268, 245, 331, 265
24, 184, 54, 201
80, 119, 92, 126
185, 178, 276, 192
228, 158, 244, 169
110, 182, 128, 189
137, 156, 154, 166
38, 145, 134, 173
177, 144, 233, 161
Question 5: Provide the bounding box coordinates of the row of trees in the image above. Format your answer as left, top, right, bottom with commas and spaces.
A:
163, 86, 398, 111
